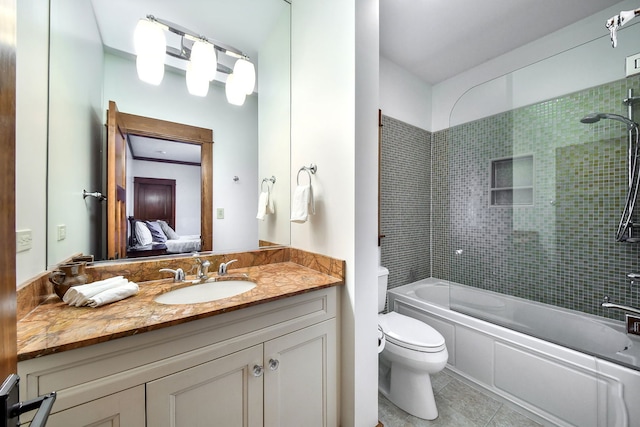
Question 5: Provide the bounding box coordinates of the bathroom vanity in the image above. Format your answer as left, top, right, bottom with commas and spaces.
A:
16, 253, 343, 426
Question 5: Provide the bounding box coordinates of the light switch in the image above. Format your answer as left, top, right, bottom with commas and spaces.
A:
217, 208, 224, 219
57, 224, 66, 241
626, 52, 640, 77
16, 229, 32, 252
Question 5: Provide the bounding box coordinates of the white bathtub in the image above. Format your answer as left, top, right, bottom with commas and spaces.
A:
388, 278, 640, 427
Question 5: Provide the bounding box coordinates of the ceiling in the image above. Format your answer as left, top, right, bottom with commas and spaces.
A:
128, 135, 201, 165
91, 0, 621, 88
380, 0, 622, 85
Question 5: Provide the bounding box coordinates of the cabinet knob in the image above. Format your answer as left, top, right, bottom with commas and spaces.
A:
252, 364, 264, 377
268, 358, 280, 371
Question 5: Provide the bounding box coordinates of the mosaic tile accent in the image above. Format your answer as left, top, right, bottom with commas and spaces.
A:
379, 115, 431, 305
432, 75, 640, 321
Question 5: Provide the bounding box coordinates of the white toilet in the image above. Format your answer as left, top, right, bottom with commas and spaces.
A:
377, 267, 448, 420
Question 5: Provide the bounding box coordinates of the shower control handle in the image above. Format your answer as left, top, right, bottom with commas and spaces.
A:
627, 272, 640, 287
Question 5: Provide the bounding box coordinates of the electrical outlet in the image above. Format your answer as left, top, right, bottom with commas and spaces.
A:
627, 315, 640, 336
217, 208, 224, 219
16, 229, 32, 252
57, 224, 66, 241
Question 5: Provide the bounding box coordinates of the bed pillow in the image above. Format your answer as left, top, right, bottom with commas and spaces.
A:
135, 221, 153, 246
146, 221, 168, 243
157, 219, 180, 240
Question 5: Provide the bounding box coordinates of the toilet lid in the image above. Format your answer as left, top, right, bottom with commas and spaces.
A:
378, 312, 445, 352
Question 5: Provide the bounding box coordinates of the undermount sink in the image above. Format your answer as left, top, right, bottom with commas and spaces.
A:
154, 280, 257, 305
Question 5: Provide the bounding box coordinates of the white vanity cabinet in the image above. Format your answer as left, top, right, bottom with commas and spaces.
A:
18, 287, 338, 427
147, 319, 336, 427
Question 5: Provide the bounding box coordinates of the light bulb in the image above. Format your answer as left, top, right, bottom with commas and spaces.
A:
134, 18, 166, 85
134, 19, 165, 58
190, 40, 217, 81
233, 59, 256, 95
186, 61, 209, 97
225, 73, 246, 106
136, 54, 164, 85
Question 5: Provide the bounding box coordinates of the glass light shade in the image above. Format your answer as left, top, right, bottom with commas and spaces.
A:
233, 59, 256, 95
134, 19, 166, 58
190, 40, 217, 81
186, 61, 209, 97
136, 54, 164, 85
225, 73, 246, 106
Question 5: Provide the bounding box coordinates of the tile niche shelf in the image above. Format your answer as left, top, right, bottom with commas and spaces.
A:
490, 155, 534, 206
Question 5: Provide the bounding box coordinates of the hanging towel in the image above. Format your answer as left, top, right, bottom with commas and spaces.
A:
256, 191, 269, 220
87, 282, 139, 308
267, 188, 275, 214
62, 276, 126, 306
290, 185, 315, 223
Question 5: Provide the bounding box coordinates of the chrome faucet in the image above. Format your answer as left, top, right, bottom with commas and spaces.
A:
159, 268, 185, 282
627, 272, 640, 288
218, 259, 238, 276
193, 258, 211, 281
602, 296, 640, 316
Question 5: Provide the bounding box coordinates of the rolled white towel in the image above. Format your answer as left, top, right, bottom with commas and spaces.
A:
63, 276, 126, 306
87, 282, 139, 308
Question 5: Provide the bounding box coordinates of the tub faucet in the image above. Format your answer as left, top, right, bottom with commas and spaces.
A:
602, 296, 640, 316
218, 259, 238, 276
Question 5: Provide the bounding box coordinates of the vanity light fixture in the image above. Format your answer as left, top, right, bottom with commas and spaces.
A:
133, 15, 256, 104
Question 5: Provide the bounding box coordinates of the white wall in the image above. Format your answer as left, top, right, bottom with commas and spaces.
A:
46, 0, 104, 268
380, 56, 432, 131
258, 8, 291, 246
103, 53, 259, 252
291, 0, 379, 425
432, 0, 639, 131
16, 0, 49, 284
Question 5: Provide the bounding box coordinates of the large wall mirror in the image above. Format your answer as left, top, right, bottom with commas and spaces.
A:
46, 0, 291, 265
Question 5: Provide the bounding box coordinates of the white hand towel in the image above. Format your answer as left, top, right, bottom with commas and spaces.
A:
62, 276, 126, 306
256, 191, 269, 220
87, 282, 139, 308
290, 185, 315, 223
267, 188, 275, 214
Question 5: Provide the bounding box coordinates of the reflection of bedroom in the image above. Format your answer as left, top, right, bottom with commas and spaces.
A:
125, 135, 202, 257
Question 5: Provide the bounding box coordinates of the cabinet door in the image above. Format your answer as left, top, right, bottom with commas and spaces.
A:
264, 319, 337, 427
45, 385, 145, 427
146, 345, 264, 427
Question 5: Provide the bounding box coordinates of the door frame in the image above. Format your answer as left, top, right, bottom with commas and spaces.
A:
107, 101, 214, 255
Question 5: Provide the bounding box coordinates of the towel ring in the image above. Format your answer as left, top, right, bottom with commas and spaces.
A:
297, 164, 317, 185
261, 176, 276, 191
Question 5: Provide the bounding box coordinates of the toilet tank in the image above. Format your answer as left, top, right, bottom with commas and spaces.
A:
378, 266, 389, 312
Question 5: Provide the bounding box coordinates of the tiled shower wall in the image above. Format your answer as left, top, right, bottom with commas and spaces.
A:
381, 75, 640, 321
380, 115, 431, 307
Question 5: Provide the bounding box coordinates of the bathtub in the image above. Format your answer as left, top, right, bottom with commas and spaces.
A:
388, 278, 640, 427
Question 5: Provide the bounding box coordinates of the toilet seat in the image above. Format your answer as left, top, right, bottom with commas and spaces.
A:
378, 312, 445, 353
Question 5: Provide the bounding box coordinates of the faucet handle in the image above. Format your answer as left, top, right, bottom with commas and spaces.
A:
627, 272, 640, 287
218, 259, 238, 275
159, 268, 185, 282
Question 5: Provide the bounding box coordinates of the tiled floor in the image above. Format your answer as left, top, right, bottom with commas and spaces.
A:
378, 370, 544, 427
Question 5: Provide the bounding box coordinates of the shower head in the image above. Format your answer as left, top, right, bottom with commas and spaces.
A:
580, 113, 638, 130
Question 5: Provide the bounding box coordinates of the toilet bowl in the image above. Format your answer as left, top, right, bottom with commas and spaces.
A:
377, 267, 448, 420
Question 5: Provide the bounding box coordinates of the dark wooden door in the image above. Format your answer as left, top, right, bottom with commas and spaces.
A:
134, 177, 176, 228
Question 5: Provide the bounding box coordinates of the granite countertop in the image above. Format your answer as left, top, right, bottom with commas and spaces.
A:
17, 262, 343, 361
